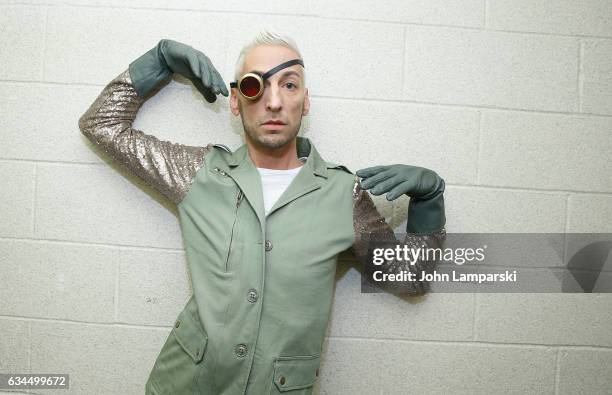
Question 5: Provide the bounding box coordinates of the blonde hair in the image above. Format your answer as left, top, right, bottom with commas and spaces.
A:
234, 29, 306, 85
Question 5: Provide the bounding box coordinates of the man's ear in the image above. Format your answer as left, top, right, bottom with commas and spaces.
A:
302, 88, 310, 116
230, 89, 240, 116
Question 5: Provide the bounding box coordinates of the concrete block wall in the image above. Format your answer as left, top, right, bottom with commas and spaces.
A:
0, 1, 611, 394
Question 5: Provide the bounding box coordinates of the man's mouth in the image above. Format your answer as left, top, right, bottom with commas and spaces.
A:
262, 120, 286, 131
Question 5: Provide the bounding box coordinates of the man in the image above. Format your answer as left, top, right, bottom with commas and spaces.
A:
79, 30, 446, 395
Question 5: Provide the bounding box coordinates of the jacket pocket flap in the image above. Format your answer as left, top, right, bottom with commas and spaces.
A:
172, 306, 208, 364
273, 354, 320, 392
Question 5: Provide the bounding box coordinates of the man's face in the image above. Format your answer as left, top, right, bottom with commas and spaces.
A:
230, 44, 310, 150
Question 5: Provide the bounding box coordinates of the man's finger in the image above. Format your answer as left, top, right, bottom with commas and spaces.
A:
213, 77, 229, 97
386, 180, 413, 201
219, 80, 229, 96
203, 89, 217, 103
369, 175, 402, 196
356, 166, 387, 178
359, 170, 394, 189
211, 69, 229, 96
192, 78, 217, 103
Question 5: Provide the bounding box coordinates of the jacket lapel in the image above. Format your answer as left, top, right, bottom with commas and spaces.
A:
225, 144, 266, 227
267, 137, 328, 217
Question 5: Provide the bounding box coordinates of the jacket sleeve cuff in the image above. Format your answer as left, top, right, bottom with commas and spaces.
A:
128, 44, 172, 98
406, 189, 446, 234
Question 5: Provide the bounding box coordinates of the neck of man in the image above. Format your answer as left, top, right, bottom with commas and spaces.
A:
245, 136, 303, 170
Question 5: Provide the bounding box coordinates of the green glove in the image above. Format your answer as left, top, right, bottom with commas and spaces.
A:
356, 164, 446, 234
128, 39, 229, 102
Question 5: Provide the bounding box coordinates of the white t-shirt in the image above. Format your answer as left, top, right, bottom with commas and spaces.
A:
256, 159, 306, 215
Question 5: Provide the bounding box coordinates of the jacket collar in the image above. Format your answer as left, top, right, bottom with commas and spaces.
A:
226, 136, 328, 179
222, 136, 327, 226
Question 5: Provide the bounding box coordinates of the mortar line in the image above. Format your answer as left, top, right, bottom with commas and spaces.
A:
401, 24, 406, 99
483, 0, 489, 29
4, 314, 612, 350
24, 3, 612, 41
324, 336, 612, 350
0, 235, 186, 253
2, 78, 612, 119
476, 111, 483, 184
3, 157, 612, 196
28, 320, 32, 373
114, 252, 120, 323
472, 293, 479, 341
563, 194, 571, 265
40, 6, 49, 81
3, 162, 612, 197
578, 40, 585, 113
31, 164, 37, 237
554, 347, 562, 395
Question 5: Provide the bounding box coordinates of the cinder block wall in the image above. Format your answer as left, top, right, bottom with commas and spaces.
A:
1, 1, 611, 394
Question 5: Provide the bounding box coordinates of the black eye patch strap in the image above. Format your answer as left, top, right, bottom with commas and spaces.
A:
261, 59, 304, 80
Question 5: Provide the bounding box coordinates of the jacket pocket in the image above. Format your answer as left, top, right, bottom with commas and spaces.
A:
271, 354, 321, 393
146, 297, 209, 394
173, 300, 208, 363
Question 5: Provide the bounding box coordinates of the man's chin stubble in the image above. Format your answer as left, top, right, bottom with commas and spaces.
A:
249, 133, 292, 149
243, 123, 301, 150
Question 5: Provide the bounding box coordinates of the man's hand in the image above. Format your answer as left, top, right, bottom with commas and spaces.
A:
157, 39, 229, 101
356, 164, 446, 234
129, 39, 229, 102
356, 164, 443, 201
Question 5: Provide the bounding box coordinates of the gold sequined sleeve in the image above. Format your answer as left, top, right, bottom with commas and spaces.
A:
78, 68, 213, 205
348, 177, 447, 295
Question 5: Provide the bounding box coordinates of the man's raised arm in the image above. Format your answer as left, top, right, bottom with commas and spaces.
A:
78, 39, 229, 205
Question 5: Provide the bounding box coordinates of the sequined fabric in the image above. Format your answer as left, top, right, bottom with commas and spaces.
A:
78, 68, 212, 205
351, 175, 447, 295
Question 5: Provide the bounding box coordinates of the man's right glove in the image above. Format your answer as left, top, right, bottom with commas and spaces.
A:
128, 38, 229, 102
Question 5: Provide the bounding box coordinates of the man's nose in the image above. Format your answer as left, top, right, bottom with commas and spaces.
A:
264, 84, 282, 111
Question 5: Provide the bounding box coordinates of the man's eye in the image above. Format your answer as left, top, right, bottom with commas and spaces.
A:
285, 82, 297, 90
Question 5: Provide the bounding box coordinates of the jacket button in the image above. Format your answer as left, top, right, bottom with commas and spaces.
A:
247, 289, 258, 303
279, 376, 286, 385
175, 320, 181, 328
264, 240, 273, 251
234, 343, 248, 358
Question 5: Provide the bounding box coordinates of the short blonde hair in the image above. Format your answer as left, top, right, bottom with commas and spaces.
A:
234, 29, 306, 85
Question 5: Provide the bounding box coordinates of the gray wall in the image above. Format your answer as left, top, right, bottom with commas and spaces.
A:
1, 1, 611, 394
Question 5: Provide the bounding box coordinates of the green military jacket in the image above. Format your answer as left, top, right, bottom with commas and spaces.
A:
79, 69, 446, 395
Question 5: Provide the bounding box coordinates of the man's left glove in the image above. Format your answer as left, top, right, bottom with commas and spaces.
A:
356, 164, 445, 234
